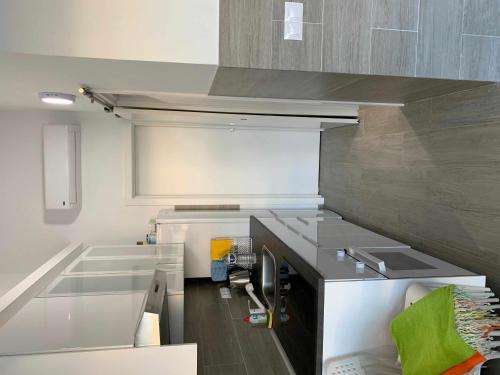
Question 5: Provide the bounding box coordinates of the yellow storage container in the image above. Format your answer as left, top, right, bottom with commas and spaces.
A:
210, 238, 232, 260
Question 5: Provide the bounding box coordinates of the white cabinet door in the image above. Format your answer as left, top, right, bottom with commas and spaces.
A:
157, 222, 249, 278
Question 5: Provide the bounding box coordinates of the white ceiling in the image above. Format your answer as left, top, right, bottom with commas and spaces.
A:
0, 52, 217, 112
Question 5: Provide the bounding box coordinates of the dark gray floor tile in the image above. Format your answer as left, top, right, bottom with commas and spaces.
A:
186, 278, 227, 307
227, 288, 252, 320
185, 280, 207, 371
232, 319, 290, 375
200, 303, 244, 366
198, 281, 228, 306
186, 279, 289, 375
204, 363, 247, 375
185, 280, 233, 371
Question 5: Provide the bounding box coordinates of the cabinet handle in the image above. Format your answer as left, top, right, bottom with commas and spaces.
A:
348, 247, 386, 273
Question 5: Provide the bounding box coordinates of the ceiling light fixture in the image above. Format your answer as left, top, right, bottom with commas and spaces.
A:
39, 92, 76, 105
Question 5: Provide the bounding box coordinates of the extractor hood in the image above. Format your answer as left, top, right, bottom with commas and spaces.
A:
89, 90, 371, 130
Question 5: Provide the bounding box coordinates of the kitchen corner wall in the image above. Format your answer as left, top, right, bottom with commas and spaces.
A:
320, 83, 500, 293
0, 111, 159, 294
0, 0, 219, 65
220, 0, 500, 81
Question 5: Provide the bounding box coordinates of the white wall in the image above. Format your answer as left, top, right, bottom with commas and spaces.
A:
0, 112, 66, 294
0, 109, 321, 294
134, 125, 320, 196
0, 0, 219, 65
0, 111, 159, 294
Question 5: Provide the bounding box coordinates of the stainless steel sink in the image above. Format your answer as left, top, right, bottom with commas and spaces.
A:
261, 245, 276, 310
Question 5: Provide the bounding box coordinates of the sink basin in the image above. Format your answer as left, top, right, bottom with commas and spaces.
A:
84, 244, 183, 258
261, 245, 276, 310
40, 274, 155, 296
65, 258, 183, 274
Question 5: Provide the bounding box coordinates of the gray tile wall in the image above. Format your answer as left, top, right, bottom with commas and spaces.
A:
461, 36, 500, 82
461, 0, 500, 81
319, 83, 500, 294
219, 0, 273, 69
220, 0, 500, 81
220, 0, 324, 72
372, 0, 419, 30
272, 21, 322, 71
416, 0, 463, 79
463, 0, 500, 36
272, 0, 323, 23
322, 0, 372, 74
370, 29, 417, 76
210, 66, 487, 104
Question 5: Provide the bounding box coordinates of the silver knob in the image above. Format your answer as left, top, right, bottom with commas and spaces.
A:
356, 261, 365, 273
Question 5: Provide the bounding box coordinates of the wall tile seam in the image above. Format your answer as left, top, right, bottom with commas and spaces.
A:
320, 0, 325, 71
415, 0, 421, 77
372, 27, 418, 33
459, 0, 466, 79
462, 33, 500, 39
272, 20, 322, 25
369, 0, 374, 74
369, 4, 420, 77
270, 0, 274, 70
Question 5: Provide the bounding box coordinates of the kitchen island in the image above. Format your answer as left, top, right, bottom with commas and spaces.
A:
250, 215, 486, 375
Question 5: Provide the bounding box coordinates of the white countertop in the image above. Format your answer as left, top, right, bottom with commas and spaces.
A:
257, 215, 476, 280
39, 273, 155, 297
63, 244, 184, 275
156, 209, 274, 223
81, 244, 184, 259
0, 344, 197, 375
156, 208, 342, 223
0, 292, 147, 355
0, 242, 190, 373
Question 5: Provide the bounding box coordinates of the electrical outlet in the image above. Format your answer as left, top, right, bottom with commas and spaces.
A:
284, 2, 303, 40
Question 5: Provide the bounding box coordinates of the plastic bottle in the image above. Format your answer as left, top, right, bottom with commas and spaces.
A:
244, 313, 268, 325
243, 312, 291, 325
146, 218, 157, 244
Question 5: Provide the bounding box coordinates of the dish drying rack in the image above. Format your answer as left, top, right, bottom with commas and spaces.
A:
222, 237, 255, 270
211, 237, 255, 281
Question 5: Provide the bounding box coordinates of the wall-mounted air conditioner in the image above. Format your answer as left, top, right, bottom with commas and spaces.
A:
43, 124, 81, 210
